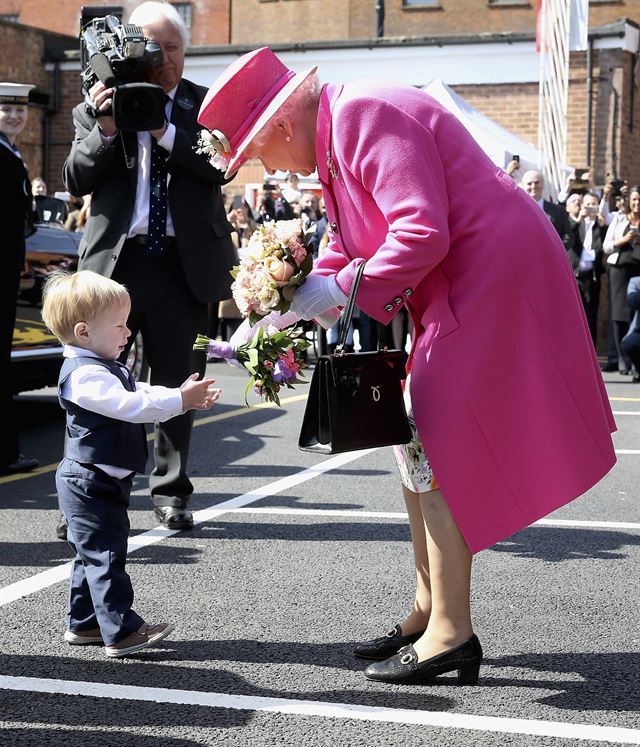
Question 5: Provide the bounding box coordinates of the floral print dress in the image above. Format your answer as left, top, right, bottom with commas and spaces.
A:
392, 374, 439, 493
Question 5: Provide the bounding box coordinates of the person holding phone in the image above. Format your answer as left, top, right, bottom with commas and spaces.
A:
567, 192, 607, 344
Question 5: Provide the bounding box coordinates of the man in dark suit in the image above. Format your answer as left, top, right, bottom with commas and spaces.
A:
520, 170, 573, 250
566, 192, 607, 345
63, 2, 236, 529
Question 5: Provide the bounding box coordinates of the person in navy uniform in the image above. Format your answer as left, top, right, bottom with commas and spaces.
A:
0, 82, 39, 475
41, 270, 220, 656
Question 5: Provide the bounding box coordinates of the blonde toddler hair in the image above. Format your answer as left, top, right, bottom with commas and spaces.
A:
41, 270, 130, 344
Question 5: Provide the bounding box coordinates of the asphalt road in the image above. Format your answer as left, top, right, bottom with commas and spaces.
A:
0, 360, 638, 747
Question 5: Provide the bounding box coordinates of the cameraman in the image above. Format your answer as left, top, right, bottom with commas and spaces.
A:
63, 1, 236, 532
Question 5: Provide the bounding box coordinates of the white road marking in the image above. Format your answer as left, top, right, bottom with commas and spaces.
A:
0, 449, 375, 607
0, 676, 637, 745
611, 411, 640, 415
615, 450, 640, 455
218, 507, 640, 531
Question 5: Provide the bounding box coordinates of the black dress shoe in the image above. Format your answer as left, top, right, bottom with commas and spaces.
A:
353, 624, 426, 660
600, 362, 618, 372
154, 506, 194, 530
1, 455, 39, 475
364, 634, 483, 685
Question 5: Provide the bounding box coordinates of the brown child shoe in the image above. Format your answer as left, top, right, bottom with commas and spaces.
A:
104, 622, 174, 658
64, 627, 103, 645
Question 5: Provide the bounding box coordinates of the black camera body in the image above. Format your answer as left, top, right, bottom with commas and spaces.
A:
80, 15, 166, 131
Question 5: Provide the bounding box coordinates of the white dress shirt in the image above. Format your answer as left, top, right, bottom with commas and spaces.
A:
99, 85, 177, 238
579, 218, 595, 271
61, 345, 183, 477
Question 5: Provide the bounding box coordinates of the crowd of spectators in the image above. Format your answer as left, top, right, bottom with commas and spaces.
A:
520, 169, 639, 378
216, 167, 640, 377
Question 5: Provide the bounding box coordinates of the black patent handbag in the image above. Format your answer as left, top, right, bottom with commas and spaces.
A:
298, 262, 412, 454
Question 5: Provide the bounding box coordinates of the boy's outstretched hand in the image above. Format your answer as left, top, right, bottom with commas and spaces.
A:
180, 373, 221, 411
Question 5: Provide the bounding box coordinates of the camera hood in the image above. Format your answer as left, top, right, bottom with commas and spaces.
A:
112, 82, 166, 131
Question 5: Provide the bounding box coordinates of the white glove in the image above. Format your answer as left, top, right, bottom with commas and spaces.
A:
228, 310, 302, 349
290, 274, 347, 321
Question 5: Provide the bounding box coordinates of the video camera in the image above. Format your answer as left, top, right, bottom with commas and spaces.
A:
80, 12, 166, 131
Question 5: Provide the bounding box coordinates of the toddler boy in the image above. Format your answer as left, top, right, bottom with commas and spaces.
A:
41, 270, 220, 657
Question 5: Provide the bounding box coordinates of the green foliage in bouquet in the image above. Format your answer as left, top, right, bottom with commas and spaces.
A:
194, 325, 310, 407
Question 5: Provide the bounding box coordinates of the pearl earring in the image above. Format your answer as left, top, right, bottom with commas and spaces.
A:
285, 136, 291, 142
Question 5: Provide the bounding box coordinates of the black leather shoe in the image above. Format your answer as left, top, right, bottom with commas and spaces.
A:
154, 506, 194, 530
364, 634, 483, 685
353, 624, 426, 660
1, 455, 39, 474
600, 362, 618, 372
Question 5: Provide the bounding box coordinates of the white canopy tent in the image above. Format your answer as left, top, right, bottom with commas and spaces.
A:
421, 78, 542, 175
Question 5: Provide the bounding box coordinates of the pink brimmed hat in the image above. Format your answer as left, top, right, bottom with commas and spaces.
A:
198, 47, 317, 178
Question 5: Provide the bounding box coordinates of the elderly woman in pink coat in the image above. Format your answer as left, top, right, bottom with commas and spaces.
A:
199, 48, 616, 686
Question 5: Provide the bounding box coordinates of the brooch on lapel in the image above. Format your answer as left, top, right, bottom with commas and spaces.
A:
326, 149, 339, 180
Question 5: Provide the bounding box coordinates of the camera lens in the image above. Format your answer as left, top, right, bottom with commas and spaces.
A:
123, 89, 154, 125
112, 83, 166, 131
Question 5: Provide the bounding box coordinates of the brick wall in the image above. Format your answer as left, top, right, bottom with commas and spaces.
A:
231, 0, 352, 45
0, 0, 230, 45
454, 49, 640, 190
229, 0, 634, 43
0, 0, 633, 47
453, 81, 539, 145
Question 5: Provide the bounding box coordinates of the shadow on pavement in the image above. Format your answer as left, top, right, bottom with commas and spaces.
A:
484, 651, 639, 712
491, 525, 640, 561
0, 725, 204, 746
192, 520, 410, 543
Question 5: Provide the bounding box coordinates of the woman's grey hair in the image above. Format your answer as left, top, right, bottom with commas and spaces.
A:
252, 72, 321, 148
129, 1, 188, 48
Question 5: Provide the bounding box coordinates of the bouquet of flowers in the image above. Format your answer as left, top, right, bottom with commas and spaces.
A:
193, 325, 309, 406
231, 218, 314, 325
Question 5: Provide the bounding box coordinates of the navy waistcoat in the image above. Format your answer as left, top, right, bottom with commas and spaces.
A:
58, 356, 148, 474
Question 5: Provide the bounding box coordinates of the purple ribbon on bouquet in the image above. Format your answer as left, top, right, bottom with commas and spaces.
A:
207, 340, 237, 360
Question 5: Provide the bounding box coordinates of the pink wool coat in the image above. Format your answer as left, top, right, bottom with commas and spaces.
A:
314, 82, 616, 553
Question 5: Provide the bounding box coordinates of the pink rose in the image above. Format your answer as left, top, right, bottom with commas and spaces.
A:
264, 256, 295, 284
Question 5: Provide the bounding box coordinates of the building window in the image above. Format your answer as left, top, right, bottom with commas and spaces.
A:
171, 2, 192, 43
0, 14, 19, 22
402, 0, 440, 6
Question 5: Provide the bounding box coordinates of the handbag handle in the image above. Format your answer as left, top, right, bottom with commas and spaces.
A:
336, 261, 367, 353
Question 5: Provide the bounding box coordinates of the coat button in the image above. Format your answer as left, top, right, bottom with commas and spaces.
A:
394, 296, 403, 305
111, 254, 117, 261
403, 288, 413, 297
330, 221, 338, 232
384, 303, 394, 312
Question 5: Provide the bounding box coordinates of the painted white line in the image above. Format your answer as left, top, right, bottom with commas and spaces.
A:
615, 450, 640, 455
611, 411, 640, 415
533, 518, 640, 530
221, 507, 640, 532
0, 676, 637, 745
0, 449, 375, 607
